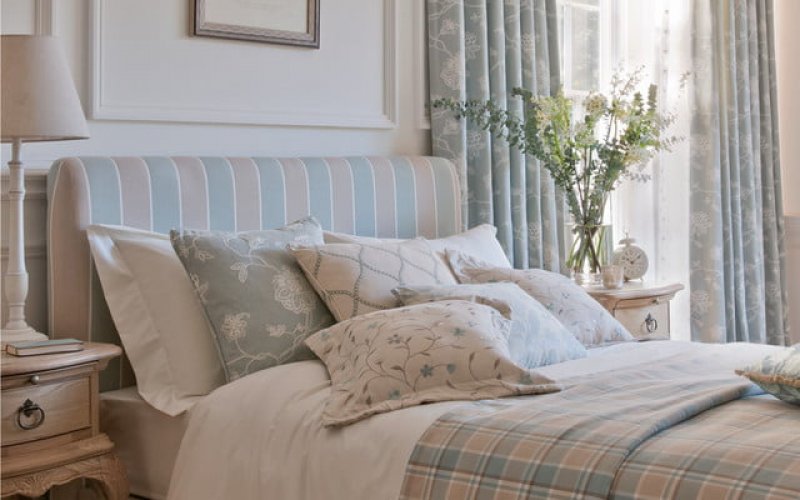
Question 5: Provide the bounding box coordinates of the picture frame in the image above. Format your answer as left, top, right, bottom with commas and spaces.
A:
194, 0, 320, 48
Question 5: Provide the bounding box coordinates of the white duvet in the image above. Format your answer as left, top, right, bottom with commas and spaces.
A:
167, 341, 780, 500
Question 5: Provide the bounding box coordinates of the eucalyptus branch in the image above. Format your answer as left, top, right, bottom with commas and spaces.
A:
431, 70, 682, 274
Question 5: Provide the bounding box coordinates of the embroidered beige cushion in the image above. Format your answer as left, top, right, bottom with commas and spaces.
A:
290, 240, 457, 321
305, 300, 560, 426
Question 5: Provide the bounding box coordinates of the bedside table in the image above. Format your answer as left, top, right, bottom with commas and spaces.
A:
1, 342, 128, 499
585, 283, 684, 339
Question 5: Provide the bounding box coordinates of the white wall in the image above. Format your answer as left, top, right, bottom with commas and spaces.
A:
775, 0, 800, 344
1, 0, 430, 331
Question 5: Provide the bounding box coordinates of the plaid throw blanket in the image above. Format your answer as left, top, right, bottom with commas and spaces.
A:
400, 360, 800, 499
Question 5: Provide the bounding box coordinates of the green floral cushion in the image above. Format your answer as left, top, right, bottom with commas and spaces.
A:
393, 283, 587, 369
171, 217, 334, 382
736, 346, 800, 406
306, 300, 560, 426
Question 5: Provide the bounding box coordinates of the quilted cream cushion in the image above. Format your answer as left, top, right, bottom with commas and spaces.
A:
171, 217, 335, 382
393, 283, 587, 369
324, 224, 512, 269
447, 252, 633, 347
736, 346, 800, 405
305, 300, 560, 426
290, 239, 456, 321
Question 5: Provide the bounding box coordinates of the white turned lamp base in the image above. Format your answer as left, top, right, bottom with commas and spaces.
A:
1, 326, 48, 346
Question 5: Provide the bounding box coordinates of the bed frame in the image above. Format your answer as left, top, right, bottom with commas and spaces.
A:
46, 156, 462, 391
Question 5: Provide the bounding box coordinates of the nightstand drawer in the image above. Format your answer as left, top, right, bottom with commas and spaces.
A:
1, 376, 92, 446
615, 302, 669, 338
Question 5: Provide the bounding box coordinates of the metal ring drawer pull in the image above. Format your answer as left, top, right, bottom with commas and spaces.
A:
16, 399, 46, 430
645, 313, 658, 333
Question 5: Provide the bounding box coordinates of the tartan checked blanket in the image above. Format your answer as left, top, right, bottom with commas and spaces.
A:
400, 359, 800, 499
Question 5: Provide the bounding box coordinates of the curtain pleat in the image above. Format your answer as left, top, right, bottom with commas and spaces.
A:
427, 0, 565, 271
690, 0, 788, 344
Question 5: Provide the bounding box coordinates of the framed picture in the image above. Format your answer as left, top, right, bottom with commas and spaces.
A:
194, 0, 320, 48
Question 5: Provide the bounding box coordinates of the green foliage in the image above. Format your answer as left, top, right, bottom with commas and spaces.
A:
432, 69, 680, 234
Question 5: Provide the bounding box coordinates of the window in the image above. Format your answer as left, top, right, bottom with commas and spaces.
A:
557, 0, 619, 95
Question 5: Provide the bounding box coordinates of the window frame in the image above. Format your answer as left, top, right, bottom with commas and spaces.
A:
557, 0, 622, 98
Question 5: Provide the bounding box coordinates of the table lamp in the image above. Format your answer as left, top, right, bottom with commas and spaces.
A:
1, 35, 89, 344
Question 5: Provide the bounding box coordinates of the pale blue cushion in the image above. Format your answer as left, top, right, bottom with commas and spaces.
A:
737, 345, 800, 406
392, 283, 587, 369
171, 217, 334, 382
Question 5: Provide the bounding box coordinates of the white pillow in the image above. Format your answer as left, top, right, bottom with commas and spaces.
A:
323, 224, 512, 269
87, 225, 225, 416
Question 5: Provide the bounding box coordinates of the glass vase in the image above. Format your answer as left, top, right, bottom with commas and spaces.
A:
567, 224, 613, 286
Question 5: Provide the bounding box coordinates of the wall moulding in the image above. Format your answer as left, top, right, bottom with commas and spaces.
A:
34, 0, 55, 35
413, 0, 430, 130
1, 170, 48, 201
89, 0, 398, 129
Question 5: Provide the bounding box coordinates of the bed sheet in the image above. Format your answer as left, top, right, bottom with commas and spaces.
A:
167, 341, 782, 500
100, 387, 195, 499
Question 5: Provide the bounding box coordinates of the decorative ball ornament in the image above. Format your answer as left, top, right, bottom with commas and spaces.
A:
612, 233, 648, 281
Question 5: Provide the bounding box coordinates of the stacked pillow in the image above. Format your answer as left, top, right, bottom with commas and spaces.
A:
446, 251, 633, 347
90, 219, 630, 422
392, 283, 587, 369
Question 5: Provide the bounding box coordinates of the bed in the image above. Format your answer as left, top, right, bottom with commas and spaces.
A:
46, 156, 800, 500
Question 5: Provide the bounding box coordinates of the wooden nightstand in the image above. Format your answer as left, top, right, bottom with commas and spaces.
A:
585, 283, 684, 339
1, 342, 128, 499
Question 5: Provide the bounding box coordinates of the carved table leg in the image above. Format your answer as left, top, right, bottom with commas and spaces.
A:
1, 452, 128, 499
83, 453, 129, 500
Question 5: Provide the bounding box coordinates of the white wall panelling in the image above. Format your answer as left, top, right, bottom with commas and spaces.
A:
413, 0, 430, 130
90, 0, 398, 129
1, 0, 430, 332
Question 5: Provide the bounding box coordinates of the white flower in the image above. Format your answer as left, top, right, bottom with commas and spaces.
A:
442, 117, 461, 135
273, 267, 315, 314
266, 324, 288, 338
230, 262, 250, 283
464, 33, 480, 60
440, 54, 464, 91
528, 223, 542, 242
440, 18, 458, 35
691, 290, 710, 316
221, 313, 249, 342
690, 211, 713, 237
521, 34, 535, 55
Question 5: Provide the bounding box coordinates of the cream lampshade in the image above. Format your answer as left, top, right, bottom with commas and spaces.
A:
1, 35, 89, 344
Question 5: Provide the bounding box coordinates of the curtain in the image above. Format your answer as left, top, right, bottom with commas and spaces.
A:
427, 0, 566, 270
690, 0, 789, 344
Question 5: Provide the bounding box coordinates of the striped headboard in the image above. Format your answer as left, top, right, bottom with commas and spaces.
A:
47, 156, 461, 390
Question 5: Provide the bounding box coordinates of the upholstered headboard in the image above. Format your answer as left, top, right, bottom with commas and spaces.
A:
47, 156, 461, 390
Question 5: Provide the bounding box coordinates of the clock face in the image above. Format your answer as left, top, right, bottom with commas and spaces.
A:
613, 246, 648, 280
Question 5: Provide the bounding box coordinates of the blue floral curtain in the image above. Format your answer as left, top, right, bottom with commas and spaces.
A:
427, 0, 566, 270
690, 0, 788, 344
